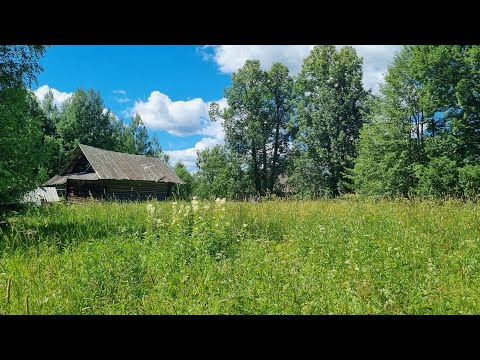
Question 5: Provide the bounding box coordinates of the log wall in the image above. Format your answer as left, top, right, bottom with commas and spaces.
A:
66, 179, 171, 201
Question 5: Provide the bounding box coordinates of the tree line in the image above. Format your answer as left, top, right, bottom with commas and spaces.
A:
2, 45, 480, 211
181, 45, 480, 200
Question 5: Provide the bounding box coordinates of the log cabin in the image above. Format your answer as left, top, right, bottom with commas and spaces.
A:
44, 144, 183, 201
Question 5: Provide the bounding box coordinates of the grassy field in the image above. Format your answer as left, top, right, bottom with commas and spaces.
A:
1, 198, 480, 314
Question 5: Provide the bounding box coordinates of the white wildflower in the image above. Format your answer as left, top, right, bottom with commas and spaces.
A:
192, 204, 199, 212
243, 223, 248, 228
221, 198, 226, 204
146, 204, 155, 216
204, 205, 210, 210
192, 196, 198, 201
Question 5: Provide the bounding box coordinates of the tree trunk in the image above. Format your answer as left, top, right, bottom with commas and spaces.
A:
262, 138, 267, 195
251, 144, 262, 195
270, 117, 281, 193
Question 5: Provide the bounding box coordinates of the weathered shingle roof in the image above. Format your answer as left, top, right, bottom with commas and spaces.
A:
56, 144, 183, 184
44, 174, 67, 186
44, 173, 100, 186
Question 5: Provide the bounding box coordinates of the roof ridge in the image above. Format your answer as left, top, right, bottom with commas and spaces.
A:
79, 144, 165, 160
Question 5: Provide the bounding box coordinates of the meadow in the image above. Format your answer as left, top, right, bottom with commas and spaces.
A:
1, 198, 480, 314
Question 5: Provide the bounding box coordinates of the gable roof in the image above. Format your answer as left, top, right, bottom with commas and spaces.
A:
58, 144, 183, 184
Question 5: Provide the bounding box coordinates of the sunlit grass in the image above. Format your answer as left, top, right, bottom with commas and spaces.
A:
1, 198, 480, 314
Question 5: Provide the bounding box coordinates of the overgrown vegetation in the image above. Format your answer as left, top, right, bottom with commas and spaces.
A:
1, 199, 480, 314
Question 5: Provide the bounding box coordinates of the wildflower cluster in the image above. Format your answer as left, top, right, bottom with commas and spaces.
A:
146, 197, 236, 260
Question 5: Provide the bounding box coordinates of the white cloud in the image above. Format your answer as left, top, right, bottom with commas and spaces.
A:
34, 85, 73, 108
205, 45, 313, 75
132, 91, 209, 136
345, 45, 403, 93
204, 45, 402, 94
166, 147, 198, 170
131, 91, 228, 138
113, 89, 127, 94
117, 97, 130, 103
166, 136, 224, 171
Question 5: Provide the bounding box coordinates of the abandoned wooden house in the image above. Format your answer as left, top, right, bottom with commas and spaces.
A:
44, 144, 183, 201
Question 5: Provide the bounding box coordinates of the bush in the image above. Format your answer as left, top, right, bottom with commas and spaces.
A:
414, 157, 458, 197
459, 165, 480, 199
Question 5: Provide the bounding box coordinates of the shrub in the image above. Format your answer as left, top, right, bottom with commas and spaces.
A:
459, 164, 480, 199
414, 157, 458, 197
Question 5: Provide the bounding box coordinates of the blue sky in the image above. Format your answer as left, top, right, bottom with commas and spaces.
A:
33, 45, 401, 170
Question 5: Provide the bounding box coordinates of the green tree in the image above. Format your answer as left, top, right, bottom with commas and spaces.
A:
118, 113, 151, 156
39, 89, 63, 176
0, 89, 50, 207
414, 156, 458, 197
0, 46, 46, 90
173, 162, 193, 200
353, 48, 421, 197
56, 88, 116, 158
352, 105, 414, 197
211, 60, 293, 196
215, 60, 267, 195
409, 45, 480, 165
353, 45, 480, 198
193, 145, 252, 199
148, 134, 170, 163
265, 63, 294, 192
291, 45, 368, 197
459, 164, 480, 198
0, 45, 47, 210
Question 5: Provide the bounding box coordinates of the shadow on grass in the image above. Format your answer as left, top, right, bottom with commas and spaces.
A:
0, 218, 146, 254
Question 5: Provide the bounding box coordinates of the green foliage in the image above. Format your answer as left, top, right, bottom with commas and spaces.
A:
459, 165, 480, 198
414, 157, 459, 197
116, 113, 169, 162
352, 112, 413, 197
0, 45, 48, 212
56, 88, 116, 157
0, 89, 51, 208
353, 45, 480, 198
214, 60, 293, 196
193, 145, 253, 199
173, 162, 193, 200
0, 46, 46, 90
2, 199, 480, 314
291, 46, 368, 197
148, 134, 170, 163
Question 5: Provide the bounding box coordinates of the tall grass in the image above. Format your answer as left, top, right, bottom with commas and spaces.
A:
1, 199, 480, 314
